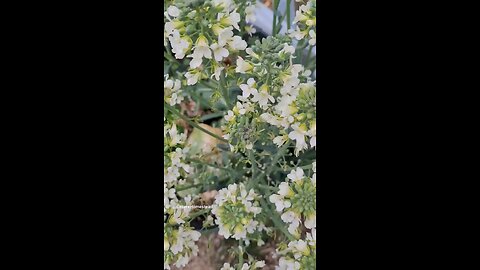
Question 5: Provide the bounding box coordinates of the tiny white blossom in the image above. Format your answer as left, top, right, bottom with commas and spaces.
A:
287, 168, 304, 183
239, 78, 256, 98
167, 6, 180, 17
235, 57, 253, 73
245, 5, 256, 23
251, 87, 275, 109
210, 43, 229, 61
185, 71, 200, 85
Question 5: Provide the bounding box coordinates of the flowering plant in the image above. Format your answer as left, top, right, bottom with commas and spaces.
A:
164, 0, 316, 269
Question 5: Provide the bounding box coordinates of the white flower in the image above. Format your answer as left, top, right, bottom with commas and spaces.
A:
281, 211, 301, 235
287, 168, 304, 183
168, 31, 190, 59
251, 87, 275, 109
210, 43, 229, 61
174, 256, 188, 268
273, 135, 288, 147
220, 263, 235, 270
260, 113, 282, 127
304, 214, 316, 229
275, 95, 297, 117
280, 210, 297, 223
245, 25, 257, 36
278, 182, 294, 197
235, 57, 253, 73
212, 65, 224, 81
289, 26, 306, 40
219, 11, 241, 30
255, 261, 266, 268
164, 22, 176, 36
235, 101, 248, 115
293, 8, 308, 24
167, 6, 180, 17
245, 47, 260, 59
287, 221, 301, 235
228, 36, 247, 51
187, 55, 203, 68
164, 76, 183, 105
239, 78, 256, 98
218, 27, 234, 46
277, 257, 300, 270
290, 64, 305, 77
280, 43, 296, 55
288, 124, 309, 156
293, 240, 310, 257
269, 194, 291, 212
185, 71, 200, 85
167, 123, 185, 146
245, 5, 257, 23
224, 110, 235, 122
192, 35, 212, 59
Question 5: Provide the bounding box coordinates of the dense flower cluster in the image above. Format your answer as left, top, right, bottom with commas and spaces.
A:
212, 183, 262, 240
269, 163, 316, 237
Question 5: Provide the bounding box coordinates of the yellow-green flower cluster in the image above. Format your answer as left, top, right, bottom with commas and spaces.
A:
269, 163, 316, 238
212, 183, 262, 240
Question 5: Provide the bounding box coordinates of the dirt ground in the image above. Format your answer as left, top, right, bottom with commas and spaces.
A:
174, 232, 279, 270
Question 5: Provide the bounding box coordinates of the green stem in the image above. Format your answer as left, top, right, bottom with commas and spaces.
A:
238, 239, 244, 267
188, 208, 212, 220
272, 0, 282, 36
185, 158, 235, 173
200, 227, 219, 234
295, 39, 307, 62
305, 45, 313, 65
246, 150, 258, 190
164, 102, 228, 143
272, 0, 277, 36
164, 51, 175, 62
219, 71, 233, 109
282, 164, 313, 172
266, 141, 291, 175
286, 0, 292, 29
257, 183, 278, 192
200, 80, 217, 90
199, 112, 224, 122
